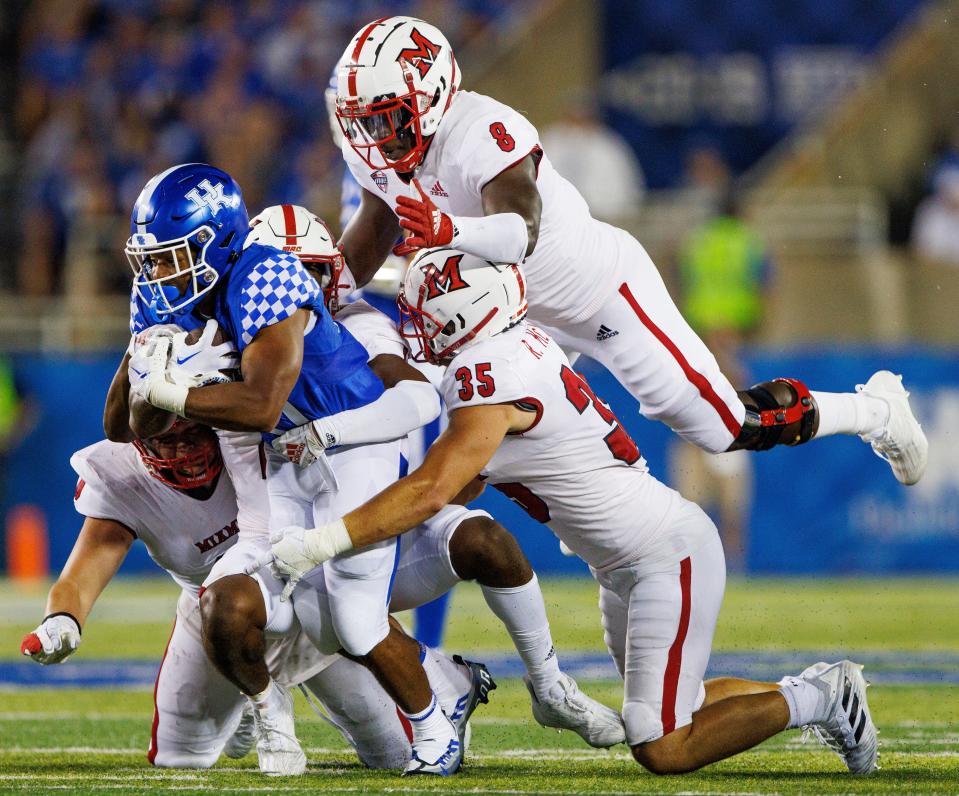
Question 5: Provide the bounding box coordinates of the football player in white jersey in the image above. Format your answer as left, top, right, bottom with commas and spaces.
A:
263, 250, 880, 777
19, 421, 434, 771
332, 16, 927, 487
248, 204, 626, 750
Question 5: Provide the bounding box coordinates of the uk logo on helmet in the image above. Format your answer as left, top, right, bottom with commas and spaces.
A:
185, 179, 236, 214
423, 254, 469, 299
397, 28, 441, 78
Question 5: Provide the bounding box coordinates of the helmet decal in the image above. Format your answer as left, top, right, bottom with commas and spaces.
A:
423, 254, 469, 299
184, 179, 240, 215
398, 28, 442, 78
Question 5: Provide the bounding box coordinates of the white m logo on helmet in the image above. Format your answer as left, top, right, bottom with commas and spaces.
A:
185, 180, 236, 214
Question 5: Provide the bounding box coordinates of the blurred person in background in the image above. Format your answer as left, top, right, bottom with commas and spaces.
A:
671, 188, 771, 573
911, 162, 959, 266
541, 98, 645, 223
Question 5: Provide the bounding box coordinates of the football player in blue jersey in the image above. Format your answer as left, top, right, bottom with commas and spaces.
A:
104, 163, 463, 776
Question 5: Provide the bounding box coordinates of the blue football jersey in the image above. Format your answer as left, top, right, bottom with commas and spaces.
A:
130, 243, 384, 438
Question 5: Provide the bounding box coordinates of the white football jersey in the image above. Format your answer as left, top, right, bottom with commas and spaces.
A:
442, 323, 702, 573
71, 441, 241, 595
344, 90, 635, 326
335, 300, 405, 360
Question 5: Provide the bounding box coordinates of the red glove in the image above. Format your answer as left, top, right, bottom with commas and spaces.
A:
393, 179, 455, 257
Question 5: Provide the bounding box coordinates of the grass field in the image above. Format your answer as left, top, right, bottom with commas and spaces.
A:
1, 576, 958, 795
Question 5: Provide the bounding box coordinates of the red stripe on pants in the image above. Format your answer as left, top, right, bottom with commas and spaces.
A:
661, 557, 692, 736
147, 620, 177, 765
618, 282, 742, 438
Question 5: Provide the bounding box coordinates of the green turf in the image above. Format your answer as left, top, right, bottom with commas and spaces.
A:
1, 577, 957, 794
2, 576, 957, 658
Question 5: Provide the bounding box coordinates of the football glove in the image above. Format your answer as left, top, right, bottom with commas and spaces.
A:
262, 521, 355, 601
393, 178, 455, 256
21, 613, 81, 665
168, 320, 239, 388
134, 337, 188, 415
271, 418, 338, 467
128, 324, 181, 388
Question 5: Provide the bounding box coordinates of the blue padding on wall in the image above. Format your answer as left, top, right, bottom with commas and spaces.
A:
3, 347, 957, 576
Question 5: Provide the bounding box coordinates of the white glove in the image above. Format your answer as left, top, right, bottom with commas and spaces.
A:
264, 520, 355, 601
128, 324, 181, 388
21, 613, 81, 665
271, 418, 337, 467
135, 337, 189, 415
168, 320, 238, 388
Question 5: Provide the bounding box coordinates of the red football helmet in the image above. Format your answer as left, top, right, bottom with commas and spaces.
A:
398, 248, 527, 364
134, 420, 223, 490
335, 17, 460, 173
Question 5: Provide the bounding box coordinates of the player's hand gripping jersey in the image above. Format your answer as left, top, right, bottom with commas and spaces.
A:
442, 322, 710, 573
343, 90, 632, 326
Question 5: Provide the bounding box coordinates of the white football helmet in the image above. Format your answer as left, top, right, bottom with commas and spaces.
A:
336, 17, 460, 173
246, 205, 354, 312
398, 248, 527, 364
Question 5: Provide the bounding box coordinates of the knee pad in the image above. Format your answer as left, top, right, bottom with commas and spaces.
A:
150, 748, 218, 769
735, 378, 817, 451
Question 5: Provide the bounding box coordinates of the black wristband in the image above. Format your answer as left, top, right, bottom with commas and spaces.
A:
43, 612, 82, 635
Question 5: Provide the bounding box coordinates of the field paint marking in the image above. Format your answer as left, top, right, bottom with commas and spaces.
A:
4, 745, 958, 760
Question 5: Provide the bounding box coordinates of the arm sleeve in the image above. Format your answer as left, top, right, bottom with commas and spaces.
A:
237, 253, 322, 347
320, 379, 440, 447
449, 212, 529, 265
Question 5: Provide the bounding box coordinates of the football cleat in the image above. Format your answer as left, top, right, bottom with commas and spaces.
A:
448, 654, 497, 752
799, 660, 879, 775
857, 371, 927, 485
223, 702, 257, 759
403, 715, 462, 777
524, 673, 626, 748
252, 682, 307, 776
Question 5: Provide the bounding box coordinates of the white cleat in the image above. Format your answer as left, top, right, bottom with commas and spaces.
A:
524, 673, 626, 748
223, 702, 257, 759
799, 660, 879, 775
253, 682, 307, 776
857, 371, 927, 485
403, 714, 463, 777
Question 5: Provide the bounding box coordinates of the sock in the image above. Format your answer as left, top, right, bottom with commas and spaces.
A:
481, 575, 561, 697
419, 644, 471, 715
777, 676, 826, 728
250, 678, 275, 708
811, 391, 889, 438
402, 692, 449, 744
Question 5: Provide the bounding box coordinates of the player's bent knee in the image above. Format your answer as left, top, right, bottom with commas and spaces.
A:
200, 576, 265, 636
449, 516, 532, 584
630, 726, 696, 775
730, 378, 817, 452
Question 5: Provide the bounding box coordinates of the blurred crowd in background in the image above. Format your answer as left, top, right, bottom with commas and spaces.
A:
13, 0, 525, 296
